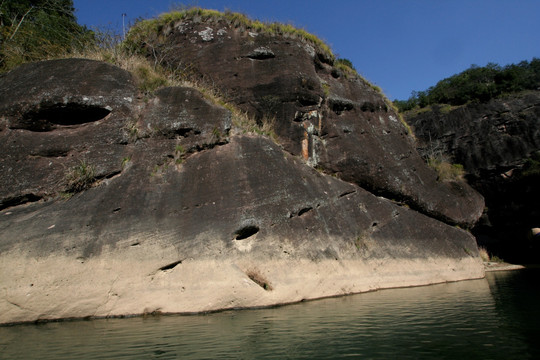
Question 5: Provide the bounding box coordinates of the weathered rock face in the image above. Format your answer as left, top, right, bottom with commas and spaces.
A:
0, 58, 484, 324
0, 59, 137, 208
406, 92, 540, 261
138, 16, 484, 227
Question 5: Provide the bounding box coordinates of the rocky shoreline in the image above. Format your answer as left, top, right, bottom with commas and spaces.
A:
1, 248, 484, 325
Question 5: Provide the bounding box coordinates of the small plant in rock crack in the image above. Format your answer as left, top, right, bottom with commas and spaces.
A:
174, 144, 186, 165
175, 144, 185, 155
212, 127, 222, 141
124, 120, 140, 141
121, 156, 131, 168
65, 160, 95, 192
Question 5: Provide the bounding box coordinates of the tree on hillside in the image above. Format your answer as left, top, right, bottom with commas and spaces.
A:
393, 59, 540, 112
0, 0, 93, 72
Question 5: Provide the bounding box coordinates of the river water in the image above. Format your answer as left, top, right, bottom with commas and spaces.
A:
1, 269, 539, 359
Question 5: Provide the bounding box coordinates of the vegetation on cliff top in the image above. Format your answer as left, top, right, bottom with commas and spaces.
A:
124, 7, 335, 62
394, 59, 540, 112
125, 8, 390, 97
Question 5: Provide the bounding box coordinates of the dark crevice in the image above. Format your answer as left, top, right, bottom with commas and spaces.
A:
289, 206, 314, 218
234, 225, 259, 240
174, 128, 194, 137
297, 207, 313, 216
104, 170, 121, 179
1, 193, 42, 211
329, 99, 354, 115
159, 260, 183, 271
317, 52, 333, 65
360, 102, 377, 112
338, 190, 356, 198
297, 96, 320, 107
29, 148, 70, 158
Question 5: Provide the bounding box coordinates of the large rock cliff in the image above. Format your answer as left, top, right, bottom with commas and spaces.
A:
406, 91, 540, 261
0, 11, 485, 325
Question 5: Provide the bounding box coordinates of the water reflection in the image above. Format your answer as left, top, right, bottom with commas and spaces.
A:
1, 270, 539, 359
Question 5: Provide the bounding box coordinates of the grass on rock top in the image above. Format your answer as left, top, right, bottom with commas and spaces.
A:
124, 7, 335, 62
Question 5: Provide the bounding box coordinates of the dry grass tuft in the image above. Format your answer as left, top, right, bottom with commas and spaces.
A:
427, 157, 465, 182
478, 246, 490, 262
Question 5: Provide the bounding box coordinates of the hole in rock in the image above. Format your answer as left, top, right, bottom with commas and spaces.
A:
297, 207, 313, 216
174, 127, 193, 137
330, 101, 354, 115
360, 102, 376, 112
234, 225, 259, 240
159, 260, 182, 271
297, 95, 320, 107
23, 103, 111, 130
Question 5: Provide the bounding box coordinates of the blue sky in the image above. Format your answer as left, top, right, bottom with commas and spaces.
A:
73, 0, 540, 100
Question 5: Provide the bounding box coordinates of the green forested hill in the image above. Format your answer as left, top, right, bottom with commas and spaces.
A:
394, 59, 540, 112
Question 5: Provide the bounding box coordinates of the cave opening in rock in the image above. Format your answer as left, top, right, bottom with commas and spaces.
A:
234, 225, 260, 240
24, 103, 112, 128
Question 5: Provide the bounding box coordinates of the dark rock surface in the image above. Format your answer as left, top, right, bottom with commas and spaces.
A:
0, 54, 484, 323
137, 15, 484, 227
406, 92, 540, 262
